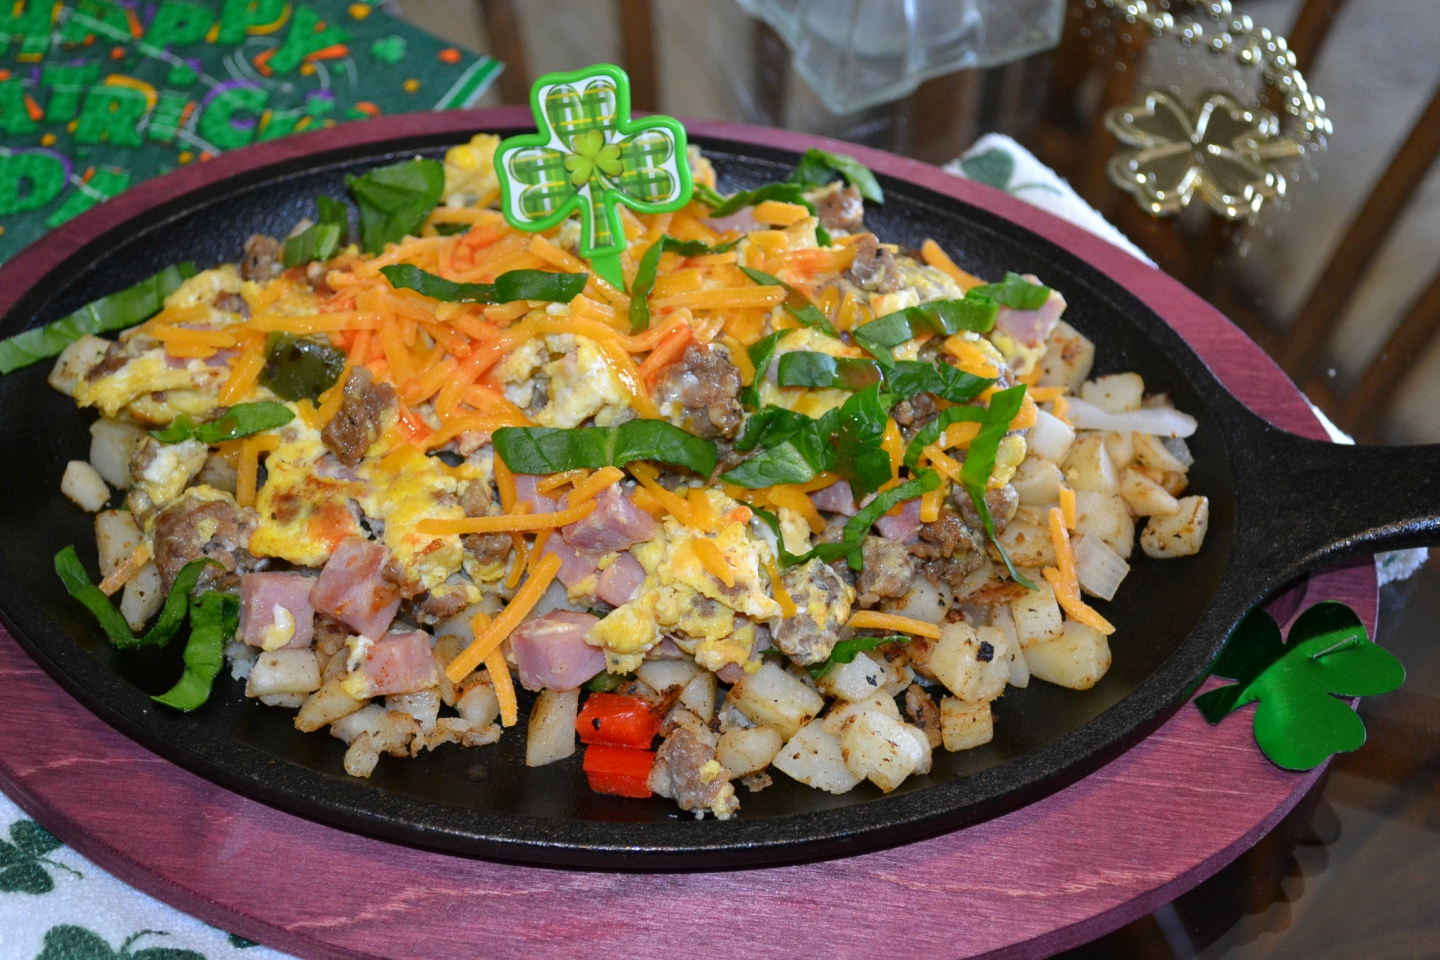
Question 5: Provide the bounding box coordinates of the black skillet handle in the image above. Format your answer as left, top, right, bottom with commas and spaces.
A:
1231, 414, 1440, 590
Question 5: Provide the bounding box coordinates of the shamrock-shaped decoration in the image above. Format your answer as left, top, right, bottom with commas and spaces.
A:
494, 64, 692, 290
1105, 90, 1303, 220
1196, 601, 1405, 770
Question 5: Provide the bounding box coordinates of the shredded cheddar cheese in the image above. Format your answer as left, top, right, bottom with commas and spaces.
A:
845, 610, 942, 640
447, 552, 562, 684
417, 499, 597, 535
1044, 507, 1115, 634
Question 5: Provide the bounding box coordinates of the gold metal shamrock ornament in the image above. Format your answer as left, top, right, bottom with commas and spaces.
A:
1105, 90, 1303, 220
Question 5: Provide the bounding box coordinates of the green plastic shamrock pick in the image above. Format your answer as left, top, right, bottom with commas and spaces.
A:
1196, 600, 1405, 770
493, 63, 693, 292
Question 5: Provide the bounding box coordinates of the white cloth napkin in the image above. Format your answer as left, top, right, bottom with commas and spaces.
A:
0, 130, 1423, 960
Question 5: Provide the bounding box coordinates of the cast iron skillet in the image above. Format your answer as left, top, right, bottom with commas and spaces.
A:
0, 111, 1435, 870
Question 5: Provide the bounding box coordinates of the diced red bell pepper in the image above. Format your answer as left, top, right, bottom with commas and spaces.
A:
583, 744, 656, 798
576, 693, 661, 748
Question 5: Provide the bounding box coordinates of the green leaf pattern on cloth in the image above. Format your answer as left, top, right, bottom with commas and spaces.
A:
496, 65, 691, 260
0, 799, 292, 957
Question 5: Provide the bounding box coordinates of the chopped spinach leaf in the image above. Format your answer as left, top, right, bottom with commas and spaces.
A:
776, 351, 883, 391
970, 272, 1051, 311
346, 158, 445, 254
742, 330, 788, 409
152, 591, 240, 711
0, 262, 197, 374
379, 264, 587, 304
149, 401, 295, 444
630, 235, 740, 332
494, 420, 718, 477
789, 148, 884, 203
54, 548, 218, 649
282, 196, 349, 267
852, 295, 999, 366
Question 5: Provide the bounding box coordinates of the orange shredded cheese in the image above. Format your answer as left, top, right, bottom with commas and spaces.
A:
1043, 507, 1115, 635
628, 462, 698, 527
752, 199, 810, 226
923, 444, 963, 483
651, 287, 786, 312
1053, 395, 1072, 426
920, 484, 945, 523
494, 456, 517, 513
944, 336, 1001, 378
692, 537, 735, 588
1059, 485, 1077, 530
845, 610, 942, 640
685, 486, 719, 532
247, 312, 372, 334
920, 239, 984, 291
447, 552, 563, 685
763, 484, 824, 535
1028, 386, 1067, 402
536, 468, 590, 494
570, 466, 624, 505
1010, 393, 1038, 431
880, 419, 904, 484
764, 559, 797, 618
486, 645, 519, 727
98, 544, 150, 596
418, 500, 597, 536
218, 343, 266, 404
235, 434, 280, 507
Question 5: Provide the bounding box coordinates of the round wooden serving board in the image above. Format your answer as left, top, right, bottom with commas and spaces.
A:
0, 111, 1378, 959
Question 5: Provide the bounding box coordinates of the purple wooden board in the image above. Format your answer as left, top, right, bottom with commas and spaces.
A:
0, 108, 1377, 959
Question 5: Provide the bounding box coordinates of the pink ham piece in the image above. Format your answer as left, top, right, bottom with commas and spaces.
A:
512, 474, 558, 514
875, 498, 923, 543
703, 207, 763, 235
541, 536, 601, 589
562, 486, 655, 556
510, 611, 604, 692
993, 280, 1067, 348
353, 630, 439, 696
645, 638, 686, 661
595, 552, 646, 606
309, 537, 401, 639
809, 480, 858, 516
238, 572, 316, 649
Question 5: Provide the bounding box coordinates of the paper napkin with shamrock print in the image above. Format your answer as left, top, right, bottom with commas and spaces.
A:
0, 793, 292, 959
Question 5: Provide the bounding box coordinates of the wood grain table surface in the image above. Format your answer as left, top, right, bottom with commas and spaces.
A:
0, 110, 1378, 960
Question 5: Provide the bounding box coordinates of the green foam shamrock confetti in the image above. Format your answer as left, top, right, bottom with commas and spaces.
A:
493, 64, 693, 291
1196, 601, 1405, 770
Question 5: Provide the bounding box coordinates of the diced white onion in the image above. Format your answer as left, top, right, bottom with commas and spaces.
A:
1162, 436, 1194, 467
1073, 533, 1130, 601
1066, 397, 1197, 438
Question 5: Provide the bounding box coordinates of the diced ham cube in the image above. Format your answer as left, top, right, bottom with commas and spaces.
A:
352, 630, 439, 696
541, 535, 601, 589
810, 480, 858, 516
994, 282, 1066, 348
309, 537, 401, 639
875, 498, 923, 543
238, 572, 316, 649
595, 552, 646, 607
562, 486, 655, 556
511, 611, 604, 692
512, 474, 558, 514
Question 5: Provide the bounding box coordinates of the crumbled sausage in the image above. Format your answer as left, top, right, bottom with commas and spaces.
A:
152, 493, 263, 592
846, 234, 901, 293
955, 483, 1019, 534
816, 184, 865, 233
909, 513, 987, 589
651, 343, 744, 440
773, 559, 854, 665
214, 292, 251, 318
459, 478, 511, 565
321, 368, 395, 466
240, 234, 282, 282
647, 726, 739, 819
856, 536, 917, 608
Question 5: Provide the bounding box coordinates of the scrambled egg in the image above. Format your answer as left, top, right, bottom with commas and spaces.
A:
73, 352, 231, 421
538, 336, 632, 428
133, 437, 208, 508
250, 426, 367, 567
356, 445, 467, 593
442, 133, 500, 207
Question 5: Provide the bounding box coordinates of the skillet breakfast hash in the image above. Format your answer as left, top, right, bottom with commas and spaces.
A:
26, 137, 1208, 818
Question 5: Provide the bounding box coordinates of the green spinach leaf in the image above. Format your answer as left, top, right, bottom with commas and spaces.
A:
346, 158, 445, 254
149, 401, 295, 445
494, 419, 718, 476
379, 264, 587, 304
629, 235, 740, 332
152, 591, 240, 711
259, 331, 346, 401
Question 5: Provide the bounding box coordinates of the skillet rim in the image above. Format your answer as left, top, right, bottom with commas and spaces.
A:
0, 109, 1326, 868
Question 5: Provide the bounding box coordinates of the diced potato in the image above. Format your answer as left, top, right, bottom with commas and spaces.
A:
716, 725, 784, 777
681, 669, 718, 720
1025, 621, 1112, 690
1141, 495, 1210, 558
941, 697, 994, 751
1133, 432, 1189, 473
1134, 464, 1189, 497
1009, 580, 1064, 648
1063, 435, 1118, 494
94, 509, 142, 579
331, 704, 387, 745
882, 577, 948, 623
1103, 431, 1135, 468
1011, 458, 1063, 506
817, 651, 887, 702
247, 649, 321, 697
904, 683, 943, 747
88, 418, 148, 490
1038, 320, 1094, 392
344, 734, 379, 778
338, 710, 420, 776
119, 561, 163, 631
839, 710, 925, 792
996, 520, 1056, 568
981, 621, 1028, 689
294, 677, 366, 732
1026, 409, 1075, 464
258, 693, 307, 708
1120, 466, 1180, 516
62, 460, 109, 512
387, 690, 440, 735
1080, 373, 1144, 413
526, 687, 578, 767
727, 661, 825, 739
637, 659, 699, 693
926, 622, 1010, 702
905, 724, 933, 775
821, 691, 902, 736
772, 719, 862, 794
1074, 490, 1135, 559
48, 335, 110, 396
456, 676, 500, 726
